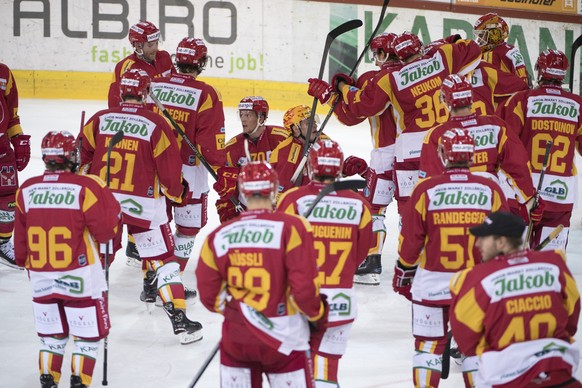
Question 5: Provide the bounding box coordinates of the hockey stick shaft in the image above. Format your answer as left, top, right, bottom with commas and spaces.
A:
292, 0, 390, 185
441, 331, 452, 379
102, 129, 124, 386
525, 140, 552, 245
302, 180, 366, 218
569, 34, 582, 93
149, 92, 244, 212
188, 342, 220, 388
534, 224, 564, 251
294, 19, 363, 186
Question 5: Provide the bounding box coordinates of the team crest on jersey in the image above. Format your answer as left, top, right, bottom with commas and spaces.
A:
120, 198, 143, 215
0, 165, 16, 187
54, 275, 84, 294
330, 293, 352, 316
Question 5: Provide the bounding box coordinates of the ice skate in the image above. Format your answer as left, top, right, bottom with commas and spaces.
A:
40, 374, 57, 388
0, 239, 21, 270
140, 270, 157, 304
155, 286, 197, 307
125, 240, 142, 268
163, 302, 203, 344
354, 254, 382, 285
70, 375, 87, 388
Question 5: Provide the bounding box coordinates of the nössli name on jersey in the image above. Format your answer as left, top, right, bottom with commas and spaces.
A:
214, 220, 284, 256
527, 95, 580, 121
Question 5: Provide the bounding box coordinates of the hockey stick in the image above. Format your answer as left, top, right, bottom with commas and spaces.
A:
292, 0, 390, 185
534, 224, 564, 251
441, 331, 453, 379
303, 179, 366, 218
188, 342, 220, 388
294, 19, 363, 186
524, 140, 552, 247
102, 129, 124, 386
149, 92, 244, 212
569, 34, 582, 93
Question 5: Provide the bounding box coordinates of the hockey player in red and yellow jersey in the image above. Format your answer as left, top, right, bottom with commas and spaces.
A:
149, 37, 226, 271
450, 211, 581, 387
419, 74, 537, 219
0, 63, 31, 269
214, 96, 289, 223
394, 128, 508, 387
107, 21, 174, 108
309, 32, 482, 212
277, 139, 373, 387
196, 161, 327, 388
15, 131, 121, 388
497, 49, 582, 251
332, 32, 400, 285
473, 13, 531, 87
79, 69, 203, 344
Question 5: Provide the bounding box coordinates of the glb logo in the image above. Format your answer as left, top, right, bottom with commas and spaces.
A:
545, 179, 568, 200
330, 293, 351, 316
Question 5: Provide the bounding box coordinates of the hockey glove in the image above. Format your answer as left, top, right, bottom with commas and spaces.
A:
173, 179, 190, 207
363, 169, 396, 207
307, 78, 334, 104
520, 195, 546, 225
392, 261, 416, 301
331, 73, 355, 92
309, 294, 330, 341
11, 134, 31, 171
342, 155, 368, 177
215, 198, 240, 224
213, 166, 239, 199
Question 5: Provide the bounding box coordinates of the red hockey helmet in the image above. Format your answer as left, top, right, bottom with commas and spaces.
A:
238, 96, 269, 119
393, 32, 423, 62
438, 128, 475, 165
371, 32, 397, 58
238, 161, 279, 198
473, 13, 508, 52
536, 49, 568, 83
128, 21, 160, 46
440, 74, 473, 109
119, 68, 151, 99
41, 130, 79, 167
175, 37, 208, 66
308, 139, 344, 180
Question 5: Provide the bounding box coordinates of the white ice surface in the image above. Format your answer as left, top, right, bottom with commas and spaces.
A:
1, 99, 581, 387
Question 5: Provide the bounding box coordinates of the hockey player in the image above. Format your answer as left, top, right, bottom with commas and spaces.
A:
332, 32, 400, 285
79, 69, 203, 344
473, 13, 530, 86
277, 139, 373, 387
196, 161, 327, 387
419, 74, 540, 221
214, 96, 289, 223
107, 20, 174, 108
394, 128, 508, 387
15, 131, 121, 388
149, 37, 226, 273
450, 211, 581, 387
0, 63, 31, 269
308, 31, 481, 212
497, 49, 581, 251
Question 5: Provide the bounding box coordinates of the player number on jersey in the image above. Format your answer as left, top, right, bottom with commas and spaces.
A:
498, 312, 557, 348
532, 134, 569, 174
414, 91, 449, 129
439, 227, 476, 270
100, 151, 136, 191
314, 240, 353, 286
227, 267, 271, 311
27, 226, 73, 269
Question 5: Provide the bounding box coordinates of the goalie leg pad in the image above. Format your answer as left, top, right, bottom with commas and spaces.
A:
71, 338, 99, 386
156, 261, 186, 309
39, 335, 68, 382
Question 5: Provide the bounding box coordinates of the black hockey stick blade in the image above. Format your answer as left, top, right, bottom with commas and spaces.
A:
188, 342, 220, 388
303, 180, 366, 219
296, 19, 363, 187
569, 34, 582, 93
441, 331, 452, 379
108, 130, 125, 153
534, 224, 564, 251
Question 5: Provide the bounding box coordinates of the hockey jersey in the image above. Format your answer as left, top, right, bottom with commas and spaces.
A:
107, 50, 175, 108
150, 74, 226, 198
399, 168, 508, 305
419, 113, 535, 203
15, 171, 120, 300
482, 42, 530, 86
196, 208, 324, 354
225, 125, 289, 167
497, 85, 582, 212
0, 63, 23, 138
79, 102, 185, 229
450, 249, 580, 386
278, 181, 373, 325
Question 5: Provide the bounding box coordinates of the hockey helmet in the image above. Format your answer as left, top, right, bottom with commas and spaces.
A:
238, 96, 269, 120
393, 32, 423, 62
175, 37, 208, 67
238, 161, 279, 198
440, 74, 473, 109
308, 139, 344, 180
128, 21, 160, 47
283, 105, 318, 131
473, 13, 509, 52
41, 131, 79, 168
535, 49, 568, 83
438, 128, 474, 165
371, 32, 398, 59
119, 68, 151, 99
